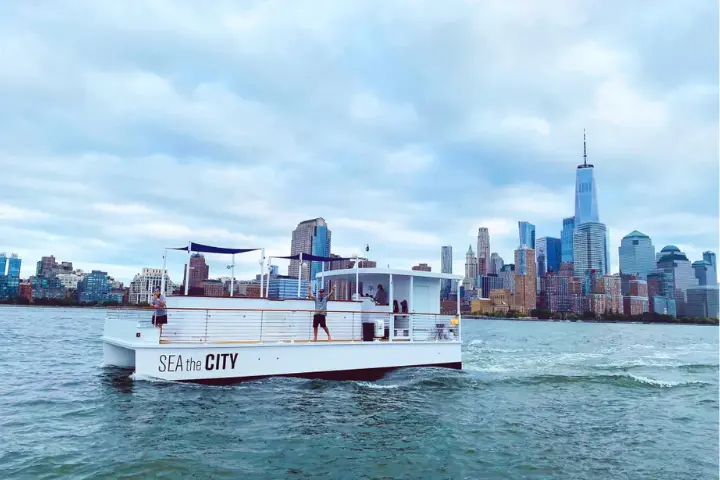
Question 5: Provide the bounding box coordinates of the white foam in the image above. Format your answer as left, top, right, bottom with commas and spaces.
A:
355, 381, 400, 389
627, 373, 707, 388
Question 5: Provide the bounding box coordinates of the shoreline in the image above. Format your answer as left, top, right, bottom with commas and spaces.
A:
462, 316, 719, 326
2, 304, 717, 326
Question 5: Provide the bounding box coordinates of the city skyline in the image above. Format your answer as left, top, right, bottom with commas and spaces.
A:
0, 1, 716, 285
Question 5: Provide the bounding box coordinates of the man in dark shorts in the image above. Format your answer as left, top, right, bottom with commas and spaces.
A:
307, 283, 334, 342
150, 286, 167, 327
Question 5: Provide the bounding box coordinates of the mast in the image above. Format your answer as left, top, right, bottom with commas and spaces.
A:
583, 128, 587, 167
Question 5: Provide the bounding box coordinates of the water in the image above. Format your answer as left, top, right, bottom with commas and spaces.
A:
0, 307, 717, 479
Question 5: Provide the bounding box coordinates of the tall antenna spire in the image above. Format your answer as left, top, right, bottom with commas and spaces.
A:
583, 128, 587, 167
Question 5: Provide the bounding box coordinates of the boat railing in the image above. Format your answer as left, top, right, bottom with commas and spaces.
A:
106, 307, 460, 344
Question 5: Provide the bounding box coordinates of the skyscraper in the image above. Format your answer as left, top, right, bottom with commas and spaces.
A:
7, 254, 21, 278
441, 246, 453, 297
0, 253, 7, 276
309, 224, 330, 284
573, 222, 609, 288
184, 254, 209, 289
536, 237, 561, 276
618, 231, 656, 279
289, 218, 332, 280
703, 251, 717, 274
489, 253, 504, 275
656, 245, 698, 316
574, 130, 599, 225
693, 260, 717, 287
476, 227, 490, 275
561, 216, 575, 263
514, 246, 536, 313
465, 246, 478, 289
518, 221, 536, 249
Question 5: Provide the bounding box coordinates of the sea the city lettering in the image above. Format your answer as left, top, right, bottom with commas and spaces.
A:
158, 353, 239, 372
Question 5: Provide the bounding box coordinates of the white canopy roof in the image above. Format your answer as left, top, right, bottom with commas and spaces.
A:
316, 267, 463, 281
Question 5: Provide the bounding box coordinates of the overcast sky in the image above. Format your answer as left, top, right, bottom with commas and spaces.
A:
0, 0, 717, 284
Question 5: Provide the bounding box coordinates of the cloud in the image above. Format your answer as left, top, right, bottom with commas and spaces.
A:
0, 0, 716, 286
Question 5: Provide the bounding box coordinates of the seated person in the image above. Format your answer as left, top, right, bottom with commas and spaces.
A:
374, 284, 387, 305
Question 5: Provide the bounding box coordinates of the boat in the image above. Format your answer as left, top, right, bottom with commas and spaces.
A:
102, 242, 464, 384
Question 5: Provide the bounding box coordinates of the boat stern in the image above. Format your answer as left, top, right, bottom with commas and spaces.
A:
103, 308, 160, 368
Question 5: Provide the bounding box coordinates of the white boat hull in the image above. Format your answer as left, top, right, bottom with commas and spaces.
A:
104, 338, 461, 383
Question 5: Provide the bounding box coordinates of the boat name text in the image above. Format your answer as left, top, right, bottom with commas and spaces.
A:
158, 353, 238, 372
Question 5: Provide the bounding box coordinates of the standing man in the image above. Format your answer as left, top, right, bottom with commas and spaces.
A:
151, 286, 168, 327
307, 283, 334, 342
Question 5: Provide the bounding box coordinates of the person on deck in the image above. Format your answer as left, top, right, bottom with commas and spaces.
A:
374, 284, 387, 305
307, 284, 334, 342
151, 286, 167, 327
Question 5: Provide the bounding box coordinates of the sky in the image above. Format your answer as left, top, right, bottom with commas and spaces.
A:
0, 0, 717, 284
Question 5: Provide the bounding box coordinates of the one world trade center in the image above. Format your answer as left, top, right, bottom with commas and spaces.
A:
573, 131, 610, 280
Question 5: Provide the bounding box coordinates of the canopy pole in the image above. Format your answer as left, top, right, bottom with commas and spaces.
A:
230, 254, 235, 297
265, 256, 272, 297
456, 279, 461, 317
355, 256, 359, 299
321, 262, 325, 293
160, 248, 168, 296
297, 253, 303, 298
184, 241, 191, 296
259, 248, 266, 298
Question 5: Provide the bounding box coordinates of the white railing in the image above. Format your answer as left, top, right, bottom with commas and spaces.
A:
106, 308, 460, 344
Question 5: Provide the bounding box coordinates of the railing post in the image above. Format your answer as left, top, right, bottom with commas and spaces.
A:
389, 313, 394, 342
204, 309, 209, 343
409, 314, 414, 342
260, 310, 264, 343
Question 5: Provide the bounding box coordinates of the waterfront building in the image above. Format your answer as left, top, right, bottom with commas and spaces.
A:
650, 296, 677, 317
77, 270, 111, 303
518, 221, 536, 249
629, 279, 649, 297
465, 246, 478, 289
267, 275, 309, 300
202, 279, 224, 297
0, 253, 21, 299
593, 274, 623, 314
129, 268, 172, 304
693, 260, 717, 286
489, 253, 504, 275
618, 231, 656, 279
30, 275, 65, 299
573, 222, 609, 285
561, 216, 575, 263
476, 227, 490, 275
514, 247, 536, 313
623, 297, 649, 316
478, 274, 504, 298
7, 254, 21, 278
574, 130, 599, 225
412, 263, 432, 272
656, 245, 698, 316
57, 272, 84, 290
182, 253, 209, 290
536, 237, 561, 277
686, 286, 720, 318
289, 218, 331, 281
499, 264, 515, 294
19, 282, 32, 302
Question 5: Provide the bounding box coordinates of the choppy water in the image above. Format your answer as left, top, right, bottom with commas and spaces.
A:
0, 307, 718, 479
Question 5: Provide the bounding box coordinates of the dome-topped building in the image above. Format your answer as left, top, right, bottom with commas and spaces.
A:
619, 230, 655, 279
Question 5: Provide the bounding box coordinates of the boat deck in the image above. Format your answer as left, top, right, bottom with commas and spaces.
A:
108, 307, 460, 344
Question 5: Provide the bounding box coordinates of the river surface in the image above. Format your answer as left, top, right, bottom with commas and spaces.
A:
0, 307, 717, 479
